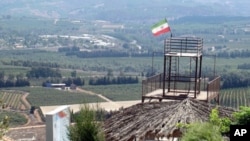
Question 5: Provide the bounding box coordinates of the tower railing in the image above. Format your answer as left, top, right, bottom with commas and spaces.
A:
142, 73, 164, 96
142, 74, 221, 102
142, 36, 220, 103
165, 37, 203, 56
207, 76, 221, 102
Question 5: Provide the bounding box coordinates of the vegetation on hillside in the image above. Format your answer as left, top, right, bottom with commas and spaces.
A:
219, 87, 250, 109
26, 67, 62, 78
0, 115, 9, 140
68, 104, 105, 141
233, 106, 250, 125
181, 106, 250, 140
0, 111, 27, 127
2, 1, 250, 140
180, 108, 230, 140
89, 76, 139, 85
1, 0, 250, 20
0, 99, 9, 139
180, 122, 223, 141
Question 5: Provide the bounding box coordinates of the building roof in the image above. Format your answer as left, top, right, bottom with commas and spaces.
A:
50, 83, 66, 86
104, 98, 235, 141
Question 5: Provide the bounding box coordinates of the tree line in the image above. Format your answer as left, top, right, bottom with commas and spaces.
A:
26, 67, 62, 78
89, 76, 139, 85
2, 60, 60, 68
27, 67, 86, 87
1, 66, 250, 89
0, 67, 140, 88
43, 76, 139, 86
57, 47, 250, 59
58, 46, 80, 52
221, 72, 250, 89
205, 49, 250, 58
0, 72, 29, 88
42, 77, 85, 87
58, 47, 159, 58
237, 63, 250, 70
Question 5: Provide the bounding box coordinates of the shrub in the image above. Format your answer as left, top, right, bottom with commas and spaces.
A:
67, 104, 105, 141
181, 122, 223, 141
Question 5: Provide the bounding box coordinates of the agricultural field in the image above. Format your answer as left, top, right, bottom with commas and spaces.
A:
0, 50, 158, 75
2, 79, 250, 112
2, 83, 250, 111
0, 17, 250, 83
0, 90, 27, 110
0, 65, 29, 76
0, 17, 250, 111
0, 111, 27, 127
0, 90, 28, 127
83, 84, 141, 101
1, 49, 249, 80
219, 87, 250, 109
12, 87, 105, 106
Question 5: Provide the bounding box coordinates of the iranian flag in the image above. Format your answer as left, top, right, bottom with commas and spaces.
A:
151, 19, 171, 36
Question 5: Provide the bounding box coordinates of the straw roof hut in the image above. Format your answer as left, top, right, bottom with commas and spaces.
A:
104, 98, 235, 141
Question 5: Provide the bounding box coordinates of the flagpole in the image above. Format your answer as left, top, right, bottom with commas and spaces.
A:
163, 17, 173, 96
170, 26, 173, 38
165, 17, 172, 38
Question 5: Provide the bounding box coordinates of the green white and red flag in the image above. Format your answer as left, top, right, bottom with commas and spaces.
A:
151, 19, 171, 36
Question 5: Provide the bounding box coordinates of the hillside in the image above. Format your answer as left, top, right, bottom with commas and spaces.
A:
1, 0, 250, 22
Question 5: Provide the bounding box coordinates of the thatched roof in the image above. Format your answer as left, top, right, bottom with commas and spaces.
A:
104, 98, 235, 141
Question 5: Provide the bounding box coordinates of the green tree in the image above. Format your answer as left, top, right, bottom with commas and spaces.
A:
67, 104, 105, 141
71, 70, 77, 78
73, 77, 84, 86
181, 122, 223, 141
0, 115, 9, 139
0, 71, 4, 80
107, 69, 113, 77
26, 67, 62, 78
233, 106, 250, 125
0, 100, 9, 139
209, 108, 231, 134
180, 108, 232, 141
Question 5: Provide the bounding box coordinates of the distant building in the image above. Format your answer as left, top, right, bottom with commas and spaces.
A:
15, 43, 24, 49
102, 24, 124, 29
45, 83, 66, 90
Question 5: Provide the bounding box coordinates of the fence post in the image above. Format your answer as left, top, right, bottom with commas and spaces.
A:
207, 83, 209, 102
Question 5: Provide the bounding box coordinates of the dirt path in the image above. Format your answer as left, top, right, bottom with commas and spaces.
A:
76, 87, 114, 102
9, 124, 45, 130
21, 92, 43, 125
21, 93, 31, 109
76, 87, 120, 107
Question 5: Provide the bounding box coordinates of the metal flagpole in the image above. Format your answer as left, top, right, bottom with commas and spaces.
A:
163, 17, 172, 97
170, 27, 173, 37
167, 17, 173, 38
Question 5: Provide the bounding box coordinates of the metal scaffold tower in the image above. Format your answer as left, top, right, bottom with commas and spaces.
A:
142, 36, 221, 103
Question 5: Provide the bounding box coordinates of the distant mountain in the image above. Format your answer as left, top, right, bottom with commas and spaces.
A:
1, 0, 250, 22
